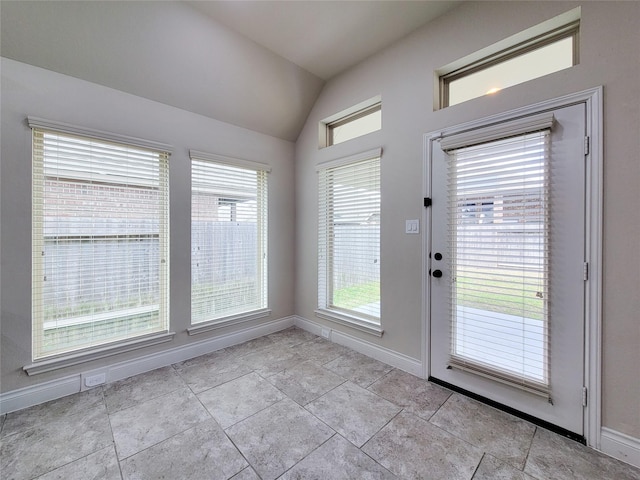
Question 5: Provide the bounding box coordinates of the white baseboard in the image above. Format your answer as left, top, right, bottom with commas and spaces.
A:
600, 427, 640, 469
0, 316, 295, 414
293, 315, 325, 337
293, 315, 423, 377
106, 316, 294, 385
0, 375, 81, 415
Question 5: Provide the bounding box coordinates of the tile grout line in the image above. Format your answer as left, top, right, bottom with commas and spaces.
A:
26, 388, 123, 479
359, 406, 405, 455
521, 426, 539, 477
470, 452, 487, 479
220, 421, 262, 480
274, 432, 338, 479
428, 393, 538, 471
101, 386, 126, 480
103, 366, 186, 415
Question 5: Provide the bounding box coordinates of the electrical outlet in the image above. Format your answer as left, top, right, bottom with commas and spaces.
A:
83, 372, 106, 388
321, 328, 331, 339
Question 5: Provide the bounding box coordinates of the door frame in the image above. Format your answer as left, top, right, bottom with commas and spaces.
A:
421, 87, 603, 448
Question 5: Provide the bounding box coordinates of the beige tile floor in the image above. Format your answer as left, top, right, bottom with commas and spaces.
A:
1, 327, 639, 480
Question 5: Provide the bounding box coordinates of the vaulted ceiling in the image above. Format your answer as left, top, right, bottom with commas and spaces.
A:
187, 1, 459, 81
0, 1, 459, 141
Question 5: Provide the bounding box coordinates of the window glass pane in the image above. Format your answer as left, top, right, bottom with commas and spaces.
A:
448, 36, 574, 107
32, 130, 169, 359
318, 157, 380, 322
191, 159, 268, 324
329, 107, 381, 146
448, 132, 550, 392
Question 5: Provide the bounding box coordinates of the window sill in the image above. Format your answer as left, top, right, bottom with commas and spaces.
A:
187, 308, 272, 336
315, 309, 383, 337
24, 331, 175, 376
43, 305, 159, 330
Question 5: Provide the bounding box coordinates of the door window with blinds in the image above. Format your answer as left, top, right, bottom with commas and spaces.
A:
317, 149, 381, 333
31, 125, 170, 360
190, 151, 268, 326
442, 115, 553, 395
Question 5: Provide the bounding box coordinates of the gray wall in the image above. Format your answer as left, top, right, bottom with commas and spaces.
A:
294, 1, 640, 439
0, 58, 296, 392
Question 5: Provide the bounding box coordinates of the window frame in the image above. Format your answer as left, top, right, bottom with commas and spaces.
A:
316, 148, 383, 337
27, 117, 173, 370
188, 150, 271, 335
326, 102, 382, 147
319, 96, 382, 148
439, 20, 579, 108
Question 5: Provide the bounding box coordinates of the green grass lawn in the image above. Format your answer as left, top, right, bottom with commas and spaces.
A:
456, 269, 546, 320
330, 271, 543, 320
333, 281, 380, 309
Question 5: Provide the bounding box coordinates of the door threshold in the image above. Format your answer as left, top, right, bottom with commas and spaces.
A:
429, 376, 586, 445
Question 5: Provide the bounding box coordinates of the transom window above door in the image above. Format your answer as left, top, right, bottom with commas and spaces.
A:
437, 8, 580, 108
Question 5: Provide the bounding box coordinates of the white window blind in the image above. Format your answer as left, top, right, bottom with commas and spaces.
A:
32, 127, 170, 360
445, 130, 551, 396
190, 153, 268, 325
318, 153, 381, 325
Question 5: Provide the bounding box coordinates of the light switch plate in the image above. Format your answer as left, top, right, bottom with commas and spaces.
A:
405, 219, 419, 234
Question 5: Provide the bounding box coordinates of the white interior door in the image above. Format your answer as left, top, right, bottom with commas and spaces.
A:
429, 104, 586, 435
